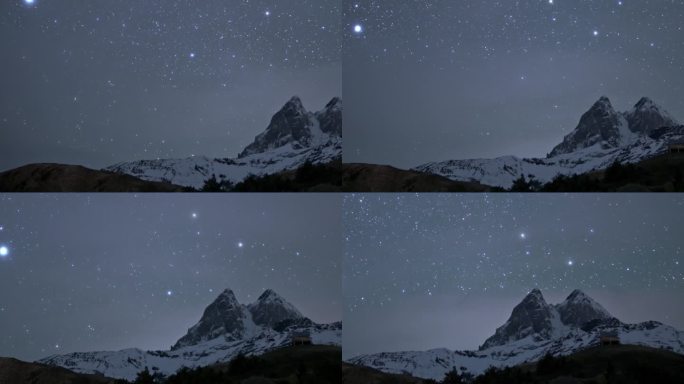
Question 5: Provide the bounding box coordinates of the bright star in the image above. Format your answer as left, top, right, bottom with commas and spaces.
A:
265, 10, 270, 16
520, 233, 526, 239
353, 24, 363, 34
25, 0, 35, 4
593, 30, 599, 36
191, 212, 198, 219
189, 52, 196, 58
166, 290, 173, 296
238, 242, 244, 248
0, 246, 8, 257
568, 260, 574, 266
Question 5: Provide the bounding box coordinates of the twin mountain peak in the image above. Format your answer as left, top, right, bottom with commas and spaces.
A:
107, 96, 342, 188
238, 96, 342, 158
549, 96, 679, 157
173, 288, 306, 349
482, 289, 612, 350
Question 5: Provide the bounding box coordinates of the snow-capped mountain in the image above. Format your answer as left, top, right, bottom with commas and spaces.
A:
415, 97, 683, 189
348, 289, 684, 381
105, 97, 342, 189
39, 289, 341, 381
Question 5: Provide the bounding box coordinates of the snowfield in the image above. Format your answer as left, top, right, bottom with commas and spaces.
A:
347, 289, 684, 381
105, 96, 342, 189
414, 97, 682, 188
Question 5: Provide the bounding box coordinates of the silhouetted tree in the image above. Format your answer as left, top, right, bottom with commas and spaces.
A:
442, 368, 464, 384
510, 175, 532, 192
133, 368, 154, 384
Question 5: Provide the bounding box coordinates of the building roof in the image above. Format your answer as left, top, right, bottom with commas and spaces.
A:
290, 330, 311, 338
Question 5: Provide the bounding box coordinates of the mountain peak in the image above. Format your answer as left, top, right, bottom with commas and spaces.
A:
548, 96, 624, 157
248, 290, 304, 327
285, 96, 305, 110
635, 96, 654, 108
556, 289, 611, 328
257, 288, 280, 301
172, 288, 246, 350
626, 96, 678, 134
566, 289, 586, 300
238, 96, 316, 158
480, 289, 554, 350
325, 97, 342, 109
523, 288, 546, 303
594, 96, 613, 108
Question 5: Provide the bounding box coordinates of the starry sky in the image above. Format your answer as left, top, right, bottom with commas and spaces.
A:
343, 194, 684, 359
0, 0, 340, 171
0, 194, 341, 362
343, 1, 684, 169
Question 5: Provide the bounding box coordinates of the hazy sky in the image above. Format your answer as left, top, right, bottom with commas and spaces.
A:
343, 1, 684, 168
0, 0, 341, 171
0, 194, 341, 362
343, 194, 684, 359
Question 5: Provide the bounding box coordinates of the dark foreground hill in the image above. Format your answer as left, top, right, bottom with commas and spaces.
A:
346, 345, 684, 384
539, 153, 684, 192
0, 357, 124, 384
342, 163, 491, 192
160, 345, 340, 384
473, 344, 684, 384
0, 164, 186, 192
343, 362, 431, 384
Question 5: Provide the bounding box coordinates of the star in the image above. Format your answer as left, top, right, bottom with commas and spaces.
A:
189, 53, 196, 58
593, 30, 599, 36
0, 246, 8, 257
25, 0, 35, 4
237, 242, 244, 248
353, 24, 363, 34
567, 260, 574, 266
191, 212, 198, 219
520, 233, 526, 239
166, 290, 173, 296
265, 10, 271, 16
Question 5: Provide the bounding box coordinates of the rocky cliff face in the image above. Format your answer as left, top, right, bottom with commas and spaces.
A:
239, 97, 316, 158
481, 289, 556, 349
556, 289, 612, 328
247, 289, 304, 328
625, 97, 678, 135
415, 96, 682, 189
348, 289, 684, 381
172, 289, 248, 350
549, 97, 626, 157
39, 289, 342, 381
106, 96, 342, 189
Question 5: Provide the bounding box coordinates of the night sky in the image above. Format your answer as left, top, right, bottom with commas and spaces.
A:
343, 1, 684, 169
343, 194, 684, 359
0, 0, 341, 170
0, 194, 341, 362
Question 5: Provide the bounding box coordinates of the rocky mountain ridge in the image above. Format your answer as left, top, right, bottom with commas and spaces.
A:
415, 97, 683, 188
106, 97, 342, 189
348, 289, 684, 381
39, 289, 341, 381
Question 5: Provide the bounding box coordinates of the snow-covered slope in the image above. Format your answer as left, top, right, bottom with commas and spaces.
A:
415, 97, 683, 189
105, 97, 342, 189
347, 289, 684, 381
39, 289, 341, 381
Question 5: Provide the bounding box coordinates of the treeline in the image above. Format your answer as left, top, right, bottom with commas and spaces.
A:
506, 159, 684, 192
199, 161, 342, 192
